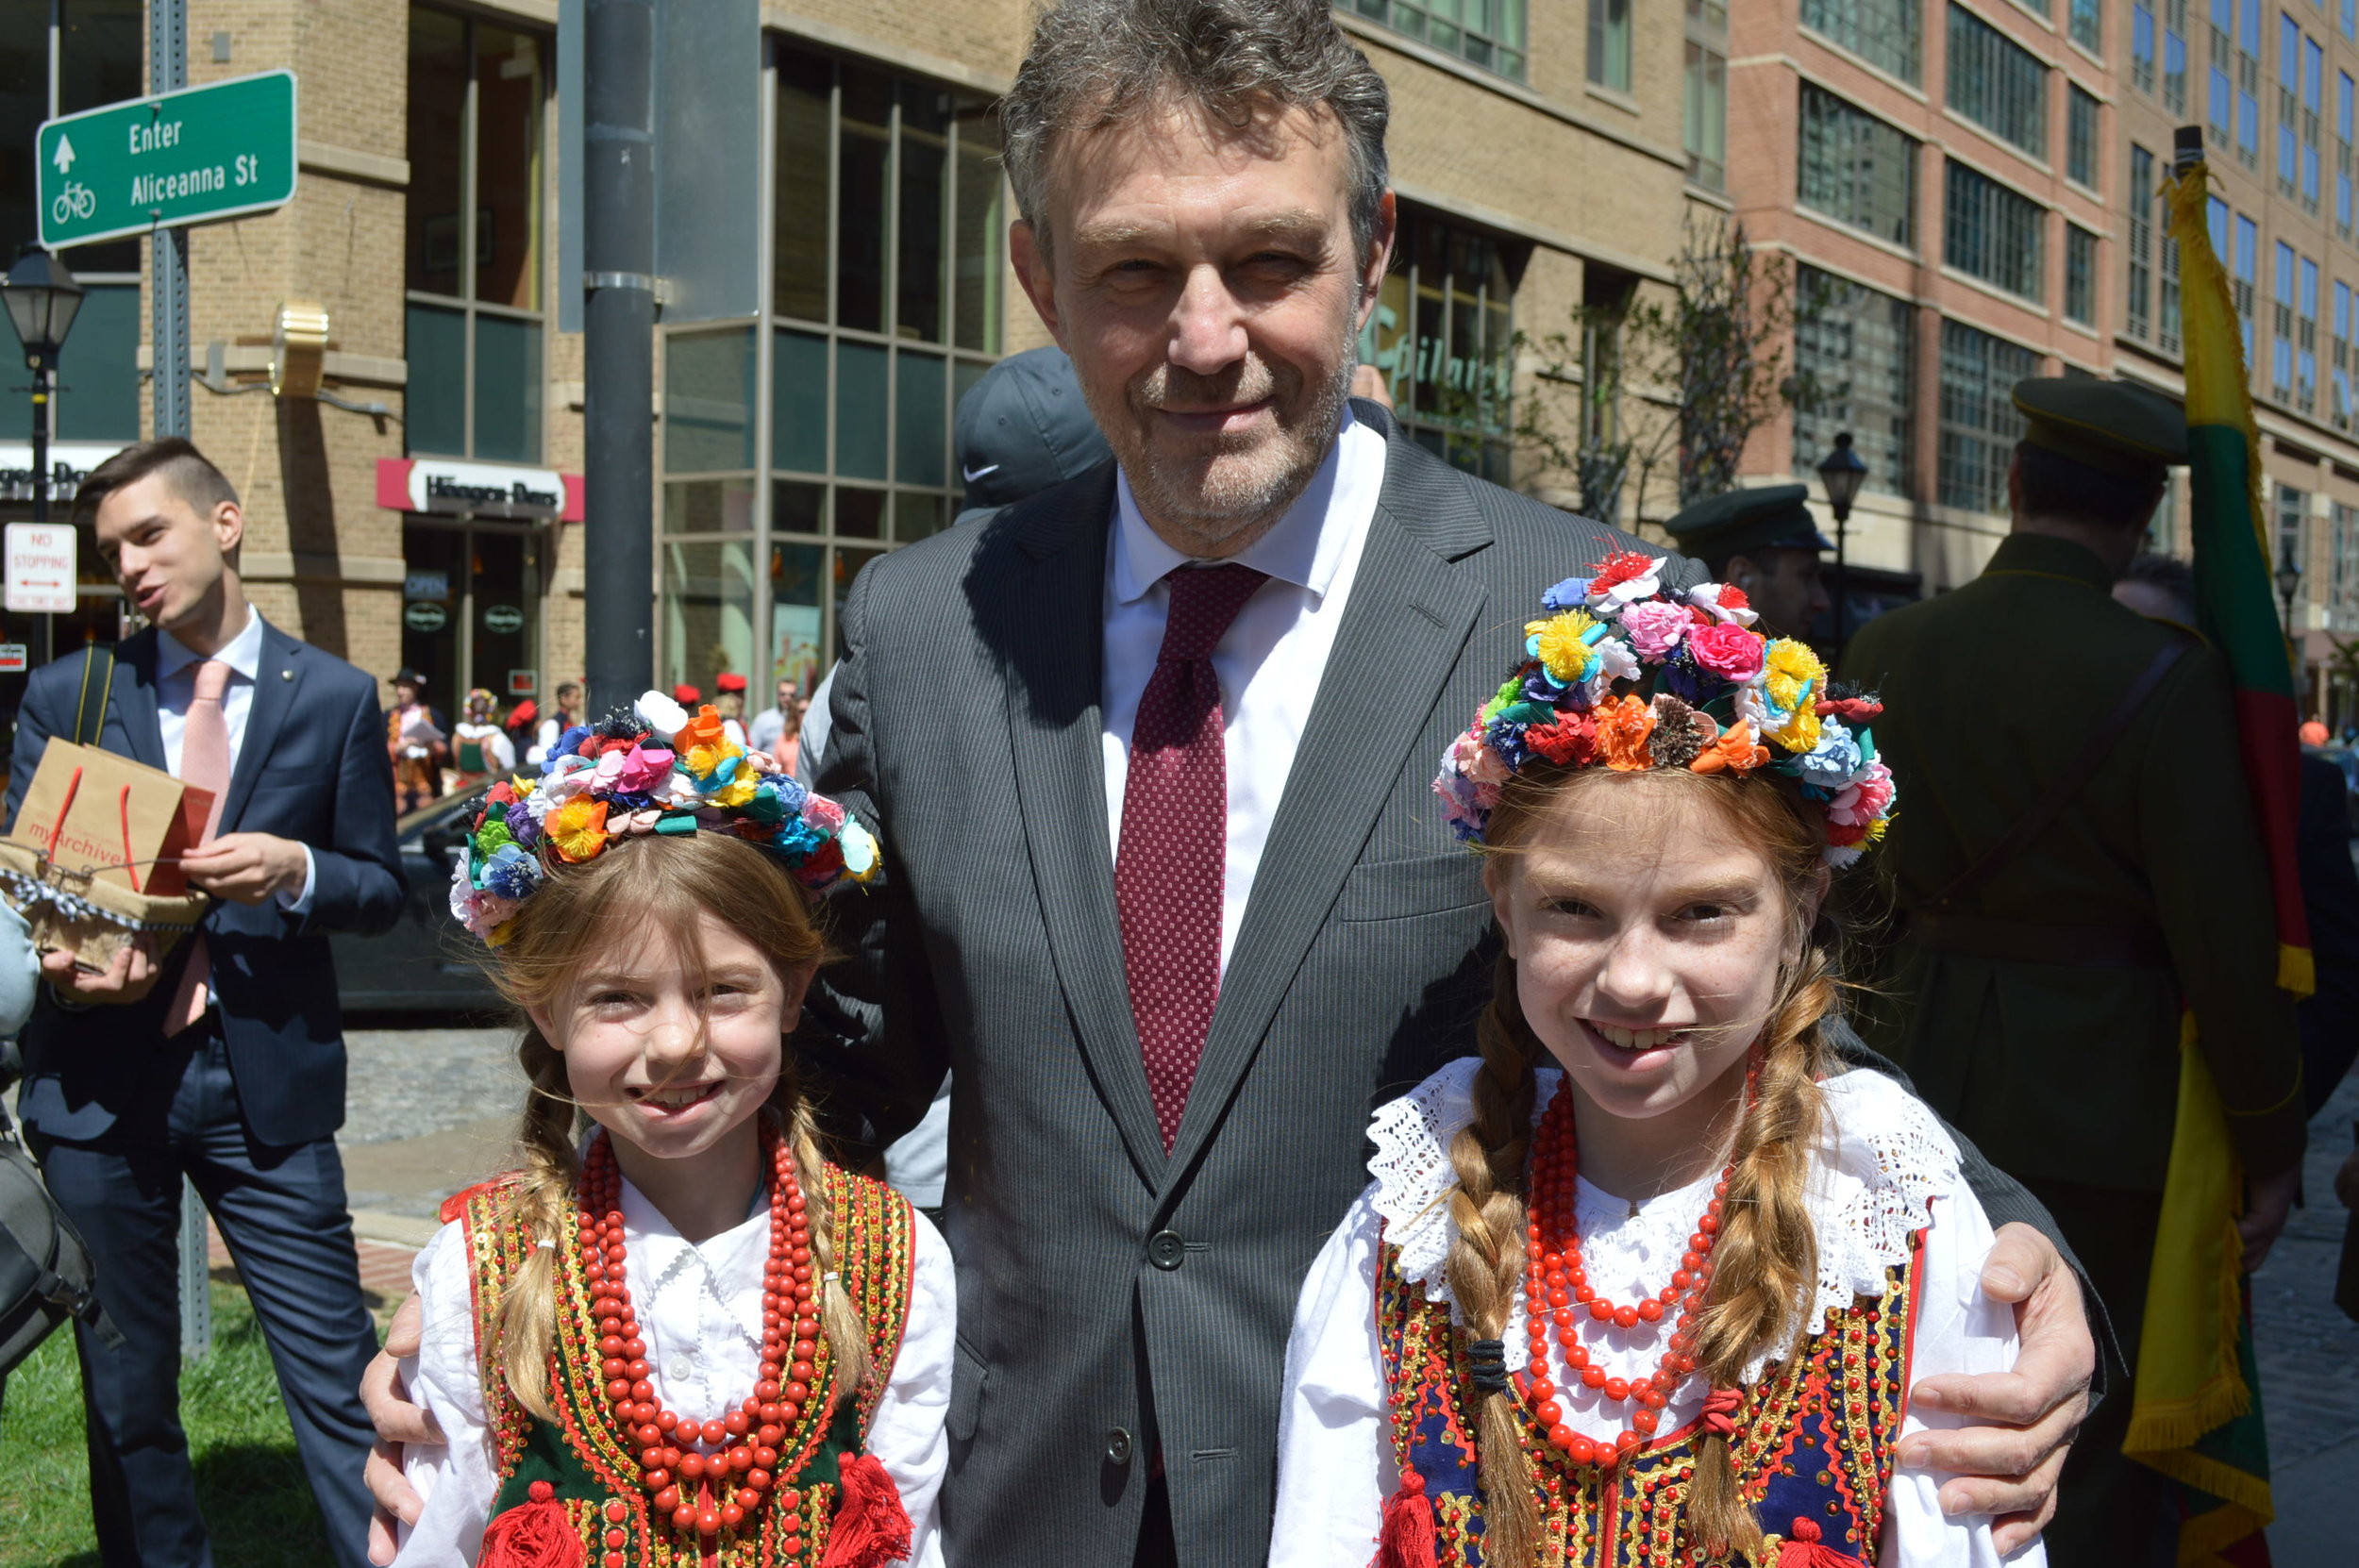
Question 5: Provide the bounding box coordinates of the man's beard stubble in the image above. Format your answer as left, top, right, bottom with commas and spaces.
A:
1099, 338, 1359, 559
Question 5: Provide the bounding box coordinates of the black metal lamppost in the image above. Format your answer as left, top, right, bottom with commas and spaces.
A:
2278, 538, 2304, 641
2, 248, 85, 666
1815, 430, 1867, 656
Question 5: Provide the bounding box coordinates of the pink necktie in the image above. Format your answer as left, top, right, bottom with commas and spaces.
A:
165, 659, 230, 1036
1114, 563, 1267, 1149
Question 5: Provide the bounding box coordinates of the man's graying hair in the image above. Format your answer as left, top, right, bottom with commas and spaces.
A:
1002, 0, 1391, 261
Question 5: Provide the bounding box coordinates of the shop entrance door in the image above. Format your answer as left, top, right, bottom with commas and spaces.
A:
401, 520, 542, 725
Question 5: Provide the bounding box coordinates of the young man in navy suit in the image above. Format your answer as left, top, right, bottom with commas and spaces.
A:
7, 438, 404, 1567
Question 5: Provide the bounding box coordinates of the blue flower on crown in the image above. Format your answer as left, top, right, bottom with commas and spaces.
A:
1541, 575, 1591, 612
541, 726, 593, 776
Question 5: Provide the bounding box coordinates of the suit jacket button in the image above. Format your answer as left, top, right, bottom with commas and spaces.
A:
1106, 1426, 1133, 1465
1146, 1230, 1184, 1270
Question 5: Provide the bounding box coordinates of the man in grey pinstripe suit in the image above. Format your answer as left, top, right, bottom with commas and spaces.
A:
788, 6, 2103, 1563
357, 4, 2100, 1563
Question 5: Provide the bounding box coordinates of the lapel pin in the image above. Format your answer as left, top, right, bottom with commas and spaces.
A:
280, 670, 293, 680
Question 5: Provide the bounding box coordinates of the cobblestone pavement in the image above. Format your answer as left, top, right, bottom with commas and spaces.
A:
342, 1025, 525, 1145
2255, 1071, 2359, 1560
340, 1025, 524, 1225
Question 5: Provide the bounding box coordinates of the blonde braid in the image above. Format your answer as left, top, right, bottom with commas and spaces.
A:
1441, 953, 1545, 1568
786, 1095, 874, 1392
494, 1027, 581, 1423
1682, 951, 1835, 1562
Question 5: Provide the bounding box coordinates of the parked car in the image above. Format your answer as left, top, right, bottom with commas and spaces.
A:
330, 786, 504, 1014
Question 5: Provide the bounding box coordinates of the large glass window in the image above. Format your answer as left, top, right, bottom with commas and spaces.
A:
1685, 0, 1729, 191
2300, 253, 2320, 411
1802, 0, 1925, 82
1799, 85, 1917, 246
2134, 0, 2158, 86
405, 6, 546, 463
662, 42, 1003, 692
2073, 0, 2105, 52
1945, 161, 2047, 301
2127, 143, 2154, 340
1350, 0, 1528, 80
2067, 86, 2101, 188
1588, 0, 1631, 91
2066, 225, 2098, 325
2166, 0, 2190, 112
1948, 5, 2049, 158
2335, 279, 2352, 429
1938, 318, 2039, 514
0, 3, 142, 442
1794, 267, 1916, 499
1360, 211, 1520, 485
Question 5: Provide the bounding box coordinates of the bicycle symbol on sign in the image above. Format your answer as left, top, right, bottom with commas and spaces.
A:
51, 180, 95, 224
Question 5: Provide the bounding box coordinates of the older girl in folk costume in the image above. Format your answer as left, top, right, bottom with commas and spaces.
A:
393, 693, 951, 1568
1272, 557, 2037, 1568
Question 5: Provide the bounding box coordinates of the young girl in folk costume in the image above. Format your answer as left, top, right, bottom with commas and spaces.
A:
454, 688, 520, 787
1271, 557, 2037, 1568
393, 692, 951, 1568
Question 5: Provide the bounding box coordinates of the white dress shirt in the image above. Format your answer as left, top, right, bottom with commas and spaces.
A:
1101, 408, 1387, 970
395, 1176, 956, 1567
155, 610, 315, 910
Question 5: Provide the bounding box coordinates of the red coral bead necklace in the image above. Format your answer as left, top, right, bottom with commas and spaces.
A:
1519, 1059, 1757, 1469
577, 1121, 819, 1545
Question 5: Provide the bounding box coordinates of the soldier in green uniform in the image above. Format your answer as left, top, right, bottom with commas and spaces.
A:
1837, 377, 2307, 1568
1664, 482, 1835, 639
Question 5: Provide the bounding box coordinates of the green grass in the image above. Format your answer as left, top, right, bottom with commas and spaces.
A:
0, 1281, 334, 1568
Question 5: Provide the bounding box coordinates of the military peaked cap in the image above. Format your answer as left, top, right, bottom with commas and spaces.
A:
1665, 483, 1836, 562
2013, 376, 2188, 483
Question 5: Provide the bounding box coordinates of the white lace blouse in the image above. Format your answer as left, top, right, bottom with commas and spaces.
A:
390, 1177, 954, 1567
1269, 1063, 2045, 1568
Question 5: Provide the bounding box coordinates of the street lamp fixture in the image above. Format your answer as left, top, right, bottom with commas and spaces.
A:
1816, 430, 1869, 656
2278, 539, 2305, 640
1, 247, 84, 667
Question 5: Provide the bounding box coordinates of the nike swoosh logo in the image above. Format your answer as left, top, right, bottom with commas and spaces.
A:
962, 463, 1000, 482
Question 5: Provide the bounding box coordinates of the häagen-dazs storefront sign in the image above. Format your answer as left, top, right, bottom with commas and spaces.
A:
376, 458, 586, 522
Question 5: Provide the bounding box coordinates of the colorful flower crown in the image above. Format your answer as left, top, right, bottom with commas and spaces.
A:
1432, 551, 1897, 867
448, 690, 878, 945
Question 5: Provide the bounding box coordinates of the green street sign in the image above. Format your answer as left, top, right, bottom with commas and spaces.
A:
36, 70, 298, 250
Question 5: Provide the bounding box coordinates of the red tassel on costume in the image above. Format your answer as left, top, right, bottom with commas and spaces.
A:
1776, 1516, 1868, 1568
1371, 1469, 1439, 1568
821, 1453, 913, 1568
477, 1480, 585, 1568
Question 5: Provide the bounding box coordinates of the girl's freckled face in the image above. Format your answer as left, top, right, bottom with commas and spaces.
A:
1487, 786, 1799, 1126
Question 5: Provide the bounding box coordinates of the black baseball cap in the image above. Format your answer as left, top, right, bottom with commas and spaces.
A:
954, 347, 1113, 513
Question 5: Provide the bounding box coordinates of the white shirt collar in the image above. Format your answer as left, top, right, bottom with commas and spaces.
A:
1110, 406, 1367, 606
158, 609, 266, 683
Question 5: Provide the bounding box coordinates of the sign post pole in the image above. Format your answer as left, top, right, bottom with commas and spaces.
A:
146, 0, 210, 1364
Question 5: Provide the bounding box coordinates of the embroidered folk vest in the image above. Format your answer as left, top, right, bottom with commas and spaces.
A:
452, 1162, 916, 1568
1373, 1238, 1918, 1567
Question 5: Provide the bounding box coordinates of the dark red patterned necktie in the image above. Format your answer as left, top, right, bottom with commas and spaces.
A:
1116, 562, 1269, 1150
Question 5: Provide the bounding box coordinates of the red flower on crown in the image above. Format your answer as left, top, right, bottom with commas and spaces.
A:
1589, 551, 1655, 591
1715, 583, 1752, 612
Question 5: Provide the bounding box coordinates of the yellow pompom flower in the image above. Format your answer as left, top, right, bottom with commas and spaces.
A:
545, 796, 611, 863
1762, 638, 1827, 714
1525, 610, 1599, 683
1766, 702, 1822, 755
710, 770, 760, 809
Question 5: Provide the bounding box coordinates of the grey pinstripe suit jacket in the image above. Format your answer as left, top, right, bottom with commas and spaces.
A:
806, 404, 2069, 1565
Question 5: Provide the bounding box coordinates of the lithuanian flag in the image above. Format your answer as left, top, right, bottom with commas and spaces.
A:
2125, 142, 2316, 1567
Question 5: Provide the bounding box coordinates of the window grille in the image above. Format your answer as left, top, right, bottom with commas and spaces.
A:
1938, 318, 2039, 515
1945, 160, 2048, 301
1799, 83, 1920, 245
1947, 5, 2049, 157
1801, 0, 1925, 83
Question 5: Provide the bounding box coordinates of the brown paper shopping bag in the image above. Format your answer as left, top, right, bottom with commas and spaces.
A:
9, 741, 211, 896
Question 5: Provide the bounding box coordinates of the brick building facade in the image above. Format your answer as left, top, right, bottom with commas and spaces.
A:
1728, 0, 2359, 717
2, 0, 1726, 741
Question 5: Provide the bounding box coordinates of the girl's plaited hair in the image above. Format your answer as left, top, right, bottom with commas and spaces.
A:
1446, 763, 1837, 1564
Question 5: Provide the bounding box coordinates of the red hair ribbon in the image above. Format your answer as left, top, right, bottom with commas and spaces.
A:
1700, 1385, 1742, 1438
